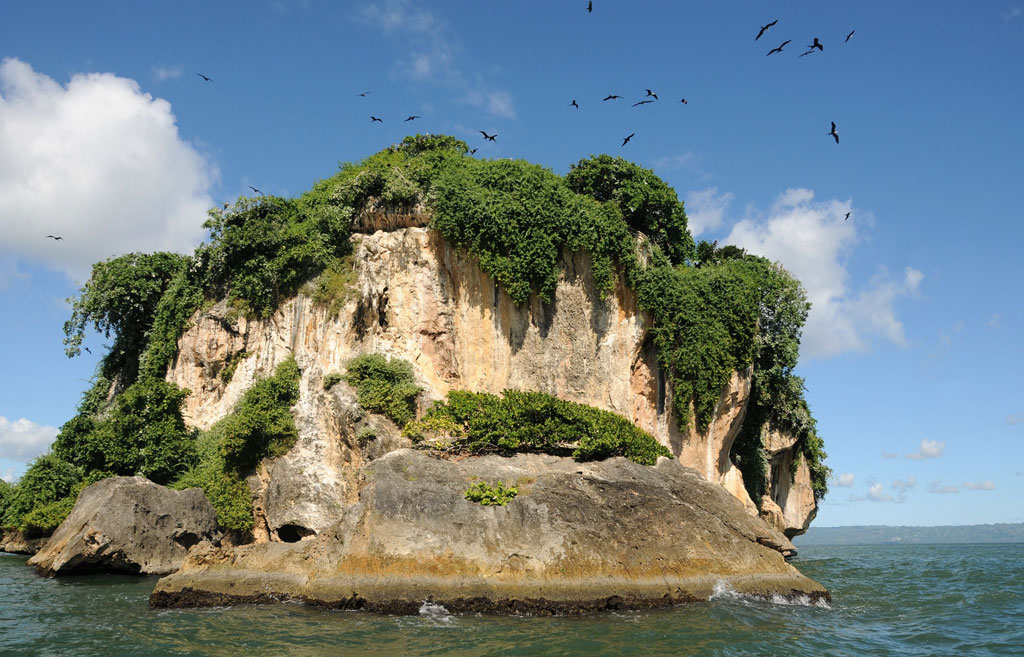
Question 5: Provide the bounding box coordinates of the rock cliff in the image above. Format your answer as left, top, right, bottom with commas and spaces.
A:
151, 450, 826, 612
166, 218, 815, 540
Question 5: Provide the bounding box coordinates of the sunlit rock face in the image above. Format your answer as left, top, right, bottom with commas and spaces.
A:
166, 221, 816, 539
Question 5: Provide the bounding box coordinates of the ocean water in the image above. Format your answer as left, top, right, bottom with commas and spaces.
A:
1, 544, 1021, 656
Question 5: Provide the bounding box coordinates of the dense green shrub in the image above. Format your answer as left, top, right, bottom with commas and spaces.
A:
219, 357, 301, 473
566, 154, 695, 265
0, 479, 13, 524
344, 354, 421, 427
173, 430, 254, 533
404, 389, 671, 465
52, 378, 196, 485
220, 351, 251, 384
465, 481, 518, 506
322, 373, 344, 390
2, 454, 83, 530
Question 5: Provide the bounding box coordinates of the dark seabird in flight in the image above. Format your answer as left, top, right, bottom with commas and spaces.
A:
570, 99, 579, 108
645, 89, 658, 100
248, 185, 263, 195
756, 20, 778, 41
845, 212, 851, 221
828, 121, 839, 144
767, 39, 791, 56
845, 30, 855, 43
588, 1, 592, 13
196, 73, 213, 82
632, 99, 654, 107
621, 132, 635, 147
371, 116, 383, 122
46, 234, 62, 240
404, 116, 420, 121
479, 130, 497, 141
603, 94, 622, 101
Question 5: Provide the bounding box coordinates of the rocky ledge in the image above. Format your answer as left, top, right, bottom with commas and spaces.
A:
151, 449, 826, 613
29, 476, 221, 576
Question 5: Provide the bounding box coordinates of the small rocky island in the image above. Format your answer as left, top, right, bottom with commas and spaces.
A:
1, 136, 830, 612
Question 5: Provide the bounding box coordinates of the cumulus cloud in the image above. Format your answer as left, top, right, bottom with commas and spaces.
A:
685, 187, 734, 237
723, 188, 921, 359
964, 480, 997, 491
360, 1, 515, 118
0, 416, 57, 464
867, 483, 893, 502
0, 58, 215, 281
929, 480, 959, 494
892, 476, 917, 493
906, 439, 945, 460
151, 65, 183, 81
834, 473, 856, 487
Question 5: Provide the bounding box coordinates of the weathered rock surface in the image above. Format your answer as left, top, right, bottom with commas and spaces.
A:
151, 450, 825, 613
166, 224, 816, 536
0, 529, 48, 555
761, 430, 818, 538
28, 477, 221, 576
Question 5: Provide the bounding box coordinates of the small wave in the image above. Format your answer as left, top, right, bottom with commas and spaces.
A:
418, 600, 454, 620
709, 580, 830, 608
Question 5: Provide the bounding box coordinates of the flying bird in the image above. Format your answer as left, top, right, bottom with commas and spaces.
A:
680, 98, 688, 105
248, 185, 263, 195
844, 212, 851, 221
801, 37, 824, 55
845, 30, 855, 43
84, 347, 92, 354
766, 39, 791, 56
632, 99, 654, 107
358, 91, 371, 97
46, 235, 62, 241
469, 148, 478, 154
570, 99, 579, 108
828, 121, 839, 144
755, 19, 778, 41
603, 94, 622, 101
479, 130, 497, 141
645, 89, 658, 100
621, 132, 635, 147
371, 116, 383, 122
196, 73, 213, 82
587, 1, 592, 13
404, 115, 420, 121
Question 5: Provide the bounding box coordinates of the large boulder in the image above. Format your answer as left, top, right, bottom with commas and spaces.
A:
151, 450, 826, 613
28, 476, 221, 576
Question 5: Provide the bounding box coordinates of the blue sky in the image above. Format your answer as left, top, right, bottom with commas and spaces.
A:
1, 1, 1022, 526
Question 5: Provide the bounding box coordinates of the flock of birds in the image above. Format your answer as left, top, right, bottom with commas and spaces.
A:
43, 6, 856, 243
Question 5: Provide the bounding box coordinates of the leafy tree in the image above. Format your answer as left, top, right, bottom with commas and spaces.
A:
52, 378, 196, 485
219, 357, 301, 473
566, 154, 696, 265
2, 454, 83, 530
63, 252, 189, 380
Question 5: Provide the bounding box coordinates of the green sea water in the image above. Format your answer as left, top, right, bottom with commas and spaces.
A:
2, 544, 1021, 656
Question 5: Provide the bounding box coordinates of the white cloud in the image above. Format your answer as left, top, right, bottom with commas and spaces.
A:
0, 416, 57, 463
1006, 413, 1024, 426
834, 473, 856, 487
867, 483, 893, 502
892, 476, 917, 493
882, 451, 900, 459
151, 65, 183, 81
964, 480, 997, 491
685, 187, 733, 237
1003, 7, 1023, 22
723, 188, 921, 359
0, 58, 216, 281
360, 1, 515, 119
906, 439, 945, 460
929, 480, 959, 494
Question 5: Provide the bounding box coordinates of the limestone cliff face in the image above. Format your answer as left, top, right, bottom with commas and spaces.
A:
166, 220, 816, 539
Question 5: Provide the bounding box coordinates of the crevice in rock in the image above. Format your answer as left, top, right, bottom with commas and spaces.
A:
276, 524, 316, 543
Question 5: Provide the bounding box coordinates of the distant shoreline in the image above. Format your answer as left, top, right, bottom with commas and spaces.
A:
795, 522, 1024, 545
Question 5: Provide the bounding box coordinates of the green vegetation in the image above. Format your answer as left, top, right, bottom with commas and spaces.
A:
220, 351, 251, 384
356, 427, 377, 448
404, 389, 672, 465
2, 454, 83, 532
322, 373, 344, 391
52, 377, 197, 485
465, 481, 518, 506
17, 134, 827, 534
344, 354, 421, 427
173, 357, 301, 532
